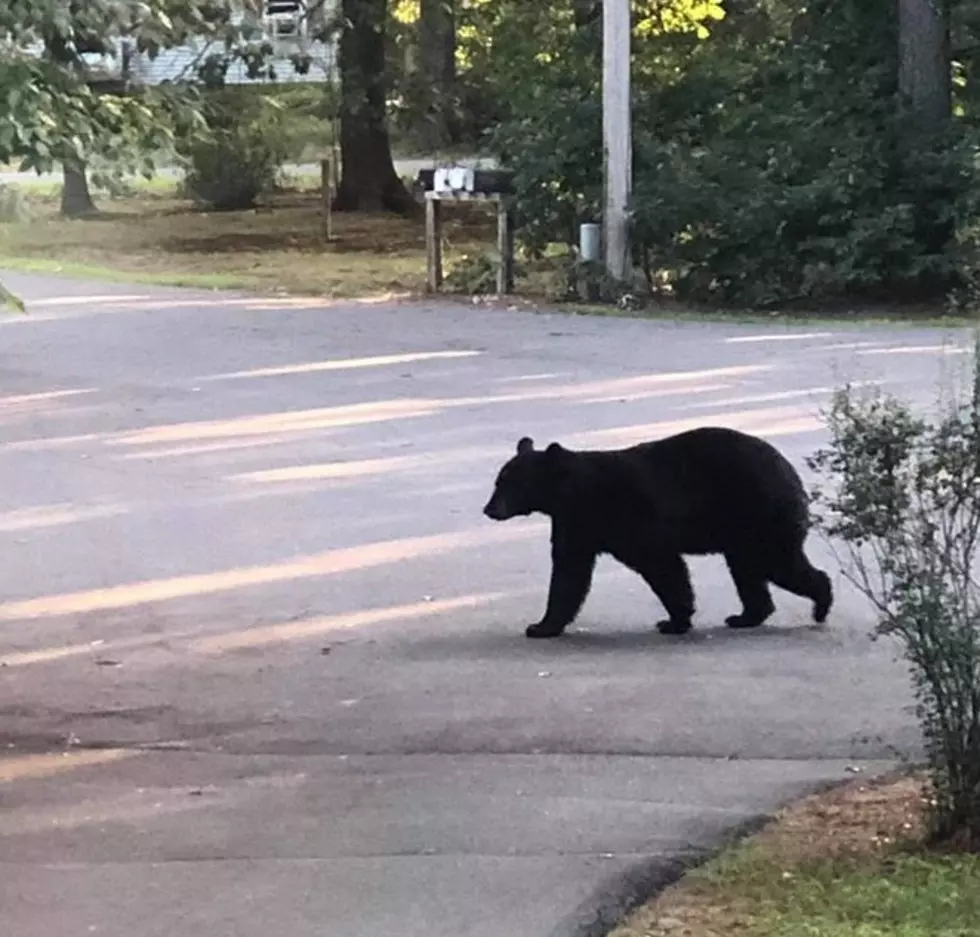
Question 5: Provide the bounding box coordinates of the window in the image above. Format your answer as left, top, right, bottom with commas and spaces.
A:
265, 0, 301, 14
264, 0, 305, 39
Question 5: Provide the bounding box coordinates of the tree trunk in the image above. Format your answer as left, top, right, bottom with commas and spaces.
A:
572, 0, 602, 68
899, 0, 951, 129
334, 0, 419, 215
898, 0, 952, 257
60, 161, 98, 218
416, 0, 457, 151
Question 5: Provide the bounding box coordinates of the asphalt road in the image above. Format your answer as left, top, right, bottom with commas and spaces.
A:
0, 273, 964, 936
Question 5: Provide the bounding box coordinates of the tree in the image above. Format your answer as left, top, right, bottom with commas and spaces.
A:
0, 2, 236, 214
415, 0, 457, 150
485, 0, 980, 307
898, 0, 954, 257
61, 162, 98, 218
34, 0, 117, 217
333, 0, 419, 214
900, 0, 952, 129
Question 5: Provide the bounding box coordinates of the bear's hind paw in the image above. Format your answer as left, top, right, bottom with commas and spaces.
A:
525, 622, 566, 639
656, 618, 692, 636
813, 573, 833, 623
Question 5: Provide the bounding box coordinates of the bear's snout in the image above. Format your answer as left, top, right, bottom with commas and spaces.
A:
483, 494, 507, 520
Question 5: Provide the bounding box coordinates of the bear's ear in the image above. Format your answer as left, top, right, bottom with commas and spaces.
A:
543, 441, 574, 483
516, 436, 534, 455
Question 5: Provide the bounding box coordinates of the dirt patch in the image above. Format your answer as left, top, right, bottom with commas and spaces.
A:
748, 772, 927, 861
0, 189, 502, 298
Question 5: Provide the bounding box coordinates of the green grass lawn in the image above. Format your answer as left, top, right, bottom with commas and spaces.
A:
610, 775, 980, 937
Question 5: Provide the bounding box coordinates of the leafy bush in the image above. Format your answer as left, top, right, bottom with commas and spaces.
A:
180, 90, 290, 211
0, 278, 24, 311
492, 91, 602, 255
632, 87, 980, 307
500, 86, 980, 307
536, 252, 650, 308
271, 85, 337, 163
808, 339, 980, 849
0, 184, 32, 222
444, 252, 501, 294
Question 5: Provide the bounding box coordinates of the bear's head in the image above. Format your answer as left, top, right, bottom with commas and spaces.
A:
483, 436, 572, 520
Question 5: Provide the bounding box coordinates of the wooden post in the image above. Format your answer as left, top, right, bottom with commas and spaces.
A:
602, 0, 632, 282
425, 195, 443, 292
496, 197, 514, 295
321, 157, 334, 243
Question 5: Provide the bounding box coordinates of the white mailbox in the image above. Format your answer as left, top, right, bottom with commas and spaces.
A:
433, 166, 476, 193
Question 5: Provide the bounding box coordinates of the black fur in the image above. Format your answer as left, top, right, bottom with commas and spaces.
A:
482, 427, 833, 639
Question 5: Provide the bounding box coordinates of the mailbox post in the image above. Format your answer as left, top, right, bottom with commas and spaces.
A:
417, 166, 516, 295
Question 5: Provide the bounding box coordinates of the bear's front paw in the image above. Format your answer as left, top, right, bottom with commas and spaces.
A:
725, 613, 764, 629
656, 618, 692, 635
525, 621, 566, 639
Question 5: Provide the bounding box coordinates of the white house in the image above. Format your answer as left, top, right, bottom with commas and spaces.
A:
85, 0, 338, 88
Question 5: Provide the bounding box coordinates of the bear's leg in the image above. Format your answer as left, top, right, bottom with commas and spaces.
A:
723, 552, 776, 628
631, 553, 696, 635
526, 548, 597, 639
767, 548, 834, 624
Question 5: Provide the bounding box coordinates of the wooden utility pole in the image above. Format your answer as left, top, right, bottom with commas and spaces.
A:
602, 0, 631, 282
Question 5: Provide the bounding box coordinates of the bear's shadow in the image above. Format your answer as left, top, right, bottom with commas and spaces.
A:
402, 620, 834, 662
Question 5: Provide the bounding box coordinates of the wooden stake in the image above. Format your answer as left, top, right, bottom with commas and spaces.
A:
496, 199, 514, 294
321, 157, 334, 243
425, 196, 443, 292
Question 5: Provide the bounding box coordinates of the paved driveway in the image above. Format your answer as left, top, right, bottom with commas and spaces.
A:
0, 273, 961, 936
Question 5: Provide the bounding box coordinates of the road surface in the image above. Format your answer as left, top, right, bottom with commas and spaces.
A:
0, 273, 958, 936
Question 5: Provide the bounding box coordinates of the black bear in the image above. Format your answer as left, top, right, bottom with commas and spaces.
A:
482, 427, 832, 638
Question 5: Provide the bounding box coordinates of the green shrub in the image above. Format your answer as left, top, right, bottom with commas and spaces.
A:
444, 252, 499, 294
272, 85, 337, 163
0, 184, 33, 222
0, 278, 24, 311
180, 90, 290, 211
808, 338, 980, 849
492, 91, 602, 256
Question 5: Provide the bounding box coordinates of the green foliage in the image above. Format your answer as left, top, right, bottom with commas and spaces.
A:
946, 264, 980, 319
180, 90, 289, 211
0, 1, 232, 181
0, 279, 25, 312
541, 253, 650, 308
0, 184, 33, 222
488, 0, 980, 308
266, 85, 338, 163
0, 2, 309, 192
630, 109, 980, 307
807, 339, 980, 848
493, 92, 602, 252
444, 252, 498, 294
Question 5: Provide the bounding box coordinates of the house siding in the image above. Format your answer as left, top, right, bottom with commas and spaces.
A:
132, 38, 336, 86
